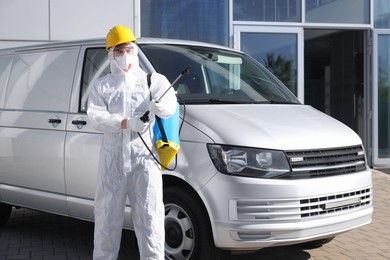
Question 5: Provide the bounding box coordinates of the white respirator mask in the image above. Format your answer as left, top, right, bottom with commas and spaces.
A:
115, 52, 133, 71
109, 42, 139, 74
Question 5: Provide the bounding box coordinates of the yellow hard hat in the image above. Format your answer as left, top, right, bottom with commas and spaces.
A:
106, 25, 136, 50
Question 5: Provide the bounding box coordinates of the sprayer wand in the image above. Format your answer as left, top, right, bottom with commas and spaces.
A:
140, 65, 191, 123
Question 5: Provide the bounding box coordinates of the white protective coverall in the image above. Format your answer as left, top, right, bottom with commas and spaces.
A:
87, 43, 177, 260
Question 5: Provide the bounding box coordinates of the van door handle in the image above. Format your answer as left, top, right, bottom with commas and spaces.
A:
72, 120, 87, 126
48, 118, 62, 124
72, 119, 87, 129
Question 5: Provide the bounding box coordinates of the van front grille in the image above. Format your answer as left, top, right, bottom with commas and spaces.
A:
300, 188, 371, 218
232, 188, 371, 221
283, 145, 366, 179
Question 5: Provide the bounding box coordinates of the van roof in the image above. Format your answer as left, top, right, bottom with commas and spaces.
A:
0, 37, 236, 54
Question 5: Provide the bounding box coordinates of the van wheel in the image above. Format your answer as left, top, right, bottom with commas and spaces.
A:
164, 187, 223, 260
0, 203, 12, 227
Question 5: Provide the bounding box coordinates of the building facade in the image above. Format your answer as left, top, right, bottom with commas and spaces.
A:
1, 0, 390, 168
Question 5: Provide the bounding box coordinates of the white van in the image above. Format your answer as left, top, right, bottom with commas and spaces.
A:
0, 38, 372, 259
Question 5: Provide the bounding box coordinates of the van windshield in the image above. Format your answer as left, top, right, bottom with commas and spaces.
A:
139, 44, 300, 105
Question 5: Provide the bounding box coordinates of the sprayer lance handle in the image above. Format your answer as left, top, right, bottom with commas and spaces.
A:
140, 111, 150, 123
140, 65, 191, 123
157, 65, 191, 102
181, 65, 191, 75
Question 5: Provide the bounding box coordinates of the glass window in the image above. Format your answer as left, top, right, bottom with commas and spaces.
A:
374, 0, 390, 28
0, 55, 13, 107
377, 35, 390, 158
141, 0, 228, 46
305, 0, 370, 24
304, 30, 365, 136
5, 49, 78, 111
140, 44, 299, 105
239, 33, 298, 95
80, 48, 110, 112
233, 0, 301, 22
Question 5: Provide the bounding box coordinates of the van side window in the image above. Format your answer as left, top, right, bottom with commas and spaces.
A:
80, 48, 109, 112
5, 49, 78, 112
0, 55, 13, 108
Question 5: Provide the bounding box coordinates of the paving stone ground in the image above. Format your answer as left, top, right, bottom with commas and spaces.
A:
0, 169, 388, 259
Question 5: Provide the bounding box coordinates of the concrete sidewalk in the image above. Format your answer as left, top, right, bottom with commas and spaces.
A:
0, 170, 388, 259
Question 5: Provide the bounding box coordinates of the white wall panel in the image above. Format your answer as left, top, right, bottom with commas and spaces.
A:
0, 0, 49, 40
50, 0, 135, 41
0, 41, 49, 50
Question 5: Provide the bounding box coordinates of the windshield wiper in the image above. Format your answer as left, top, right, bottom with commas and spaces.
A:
270, 100, 300, 104
208, 99, 249, 104
252, 100, 300, 104
182, 99, 299, 105
180, 99, 244, 104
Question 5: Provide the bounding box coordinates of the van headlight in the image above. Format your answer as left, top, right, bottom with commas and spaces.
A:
207, 144, 291, 178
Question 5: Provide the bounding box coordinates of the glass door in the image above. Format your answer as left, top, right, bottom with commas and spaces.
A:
304, 29, 367, 145
373, 30, 390, 166
233, 26, 303, 101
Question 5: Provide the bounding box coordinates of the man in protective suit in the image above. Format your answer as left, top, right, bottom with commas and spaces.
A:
87, 25, 177, 260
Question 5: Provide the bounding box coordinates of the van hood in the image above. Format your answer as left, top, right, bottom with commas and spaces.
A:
182, 104, 362, 151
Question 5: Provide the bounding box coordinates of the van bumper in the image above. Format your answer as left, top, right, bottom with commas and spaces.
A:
199, 169, 373, 250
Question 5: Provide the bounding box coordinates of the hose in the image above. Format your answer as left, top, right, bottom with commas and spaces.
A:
138, 95, 186, 171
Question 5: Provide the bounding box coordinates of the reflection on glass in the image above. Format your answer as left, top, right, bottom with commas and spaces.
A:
141, 0, 228, 46
140, 44, 299, 105
305, 0, 369, 24
0, 56, 12, 106
240, 33, 297, 95
80, 49, 110, 112
233, 0, 301, 22
374, 0, 390, 28
378, 35, 390, 158
5, 50, 77, 111
304, 30, 365, 138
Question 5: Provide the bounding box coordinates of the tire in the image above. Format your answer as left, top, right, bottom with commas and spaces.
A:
0, 203, 12, 227
164, 187, 223, 260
